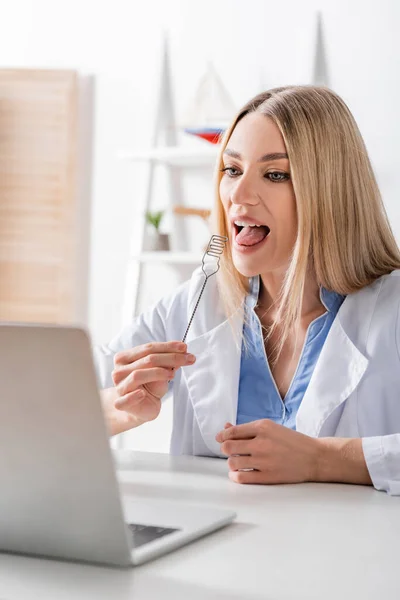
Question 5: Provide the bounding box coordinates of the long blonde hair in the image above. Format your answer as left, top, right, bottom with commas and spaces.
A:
212, 85, 400, 355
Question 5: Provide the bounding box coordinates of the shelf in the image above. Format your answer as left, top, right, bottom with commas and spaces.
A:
130, 251, 202, 264
118, 145, 219, 167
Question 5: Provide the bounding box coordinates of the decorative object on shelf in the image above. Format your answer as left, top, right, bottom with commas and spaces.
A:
313, 12, 330, 86
182, 63, 236, 145
173, 206, 212, 251
173, 205, 211, 223
185, 127, 224, 145
144, 210, 170, 252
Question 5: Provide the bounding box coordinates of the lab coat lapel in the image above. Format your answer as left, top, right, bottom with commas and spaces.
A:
183, 310, 243, 456
296, 304, 369, 437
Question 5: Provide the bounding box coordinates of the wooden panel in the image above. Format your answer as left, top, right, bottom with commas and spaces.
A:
0, 69, 78, 323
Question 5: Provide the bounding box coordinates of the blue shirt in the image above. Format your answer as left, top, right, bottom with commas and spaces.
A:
236, 276, 345, 429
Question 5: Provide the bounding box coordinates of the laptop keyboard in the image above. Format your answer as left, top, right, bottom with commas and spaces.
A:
128, 523, 180, 549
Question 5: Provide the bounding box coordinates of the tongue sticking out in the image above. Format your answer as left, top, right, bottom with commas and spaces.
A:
236, 225, 270, 247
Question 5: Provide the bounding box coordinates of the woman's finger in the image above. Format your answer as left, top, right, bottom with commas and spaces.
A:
113, 358, 179, 385
117, 367, 174, 395
132, 352, 195, 371
227, 455, 258, 472
220, 439, 253, 456
114, 341, 187, 366
229, 470, 266, 485
115, 389, 148, 409
142, 383, 163, 400
112, 353, 191, 386
216, 422, 258, 443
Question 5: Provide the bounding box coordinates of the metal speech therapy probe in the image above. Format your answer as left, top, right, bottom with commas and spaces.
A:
181, 234, 228, 343
144, 234, 228, 397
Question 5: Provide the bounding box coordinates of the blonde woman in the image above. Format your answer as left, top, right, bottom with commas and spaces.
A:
97, 86, 400, 495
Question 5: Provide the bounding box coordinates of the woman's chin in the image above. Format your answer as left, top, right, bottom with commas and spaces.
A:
230, 234, 272, 277
232, 256, 264, 278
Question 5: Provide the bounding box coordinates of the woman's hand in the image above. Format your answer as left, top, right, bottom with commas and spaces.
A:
216, 419, 319, 484
111, 341, 196, 428
216, 419, 372, 486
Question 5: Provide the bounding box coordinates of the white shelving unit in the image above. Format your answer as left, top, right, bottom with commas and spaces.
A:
119, 145, 218, 167
130, 251, 202, 264
120, 39, 217, 324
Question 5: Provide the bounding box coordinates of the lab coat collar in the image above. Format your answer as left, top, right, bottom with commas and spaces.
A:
295, 315, 369, 436
183, 307, 243, 457
295, 278, 379, 436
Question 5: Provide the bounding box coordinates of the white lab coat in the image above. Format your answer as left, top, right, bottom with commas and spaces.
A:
95, 267, 400, 495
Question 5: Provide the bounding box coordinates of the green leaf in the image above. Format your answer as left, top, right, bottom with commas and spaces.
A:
145, 210, 164, 231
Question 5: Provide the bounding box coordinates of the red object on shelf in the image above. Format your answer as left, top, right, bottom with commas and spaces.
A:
184, 128, 224, 145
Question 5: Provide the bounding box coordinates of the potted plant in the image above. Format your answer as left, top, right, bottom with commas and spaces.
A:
144, 210, 170, 251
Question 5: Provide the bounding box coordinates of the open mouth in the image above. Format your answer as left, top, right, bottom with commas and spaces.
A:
233, 221, 271, 247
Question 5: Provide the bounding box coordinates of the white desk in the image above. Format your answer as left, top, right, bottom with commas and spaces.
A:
0, 450, 399, 600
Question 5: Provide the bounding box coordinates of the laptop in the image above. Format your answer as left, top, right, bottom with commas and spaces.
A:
0, 323, 235, 567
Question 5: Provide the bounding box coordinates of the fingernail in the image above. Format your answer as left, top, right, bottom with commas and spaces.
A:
185, 354, 196, 364
175, 342, 186, 351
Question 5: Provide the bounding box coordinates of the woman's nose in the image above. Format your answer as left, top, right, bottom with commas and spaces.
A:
230, 177, 259, 207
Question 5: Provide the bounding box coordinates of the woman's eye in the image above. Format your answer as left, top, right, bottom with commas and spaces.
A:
221, 166, 241, 177
266, 171, 289, 182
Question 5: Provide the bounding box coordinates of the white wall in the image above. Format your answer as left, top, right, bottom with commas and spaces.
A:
1, 0, 399, 450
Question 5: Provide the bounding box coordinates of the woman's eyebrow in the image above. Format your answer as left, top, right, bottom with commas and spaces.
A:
223, 149, 288, 162
258, 152, 288, 162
